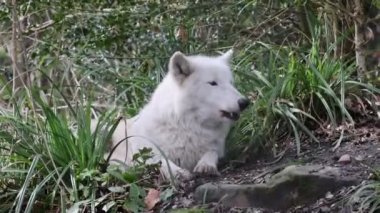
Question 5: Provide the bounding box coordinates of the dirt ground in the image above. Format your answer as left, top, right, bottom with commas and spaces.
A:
164, 116, 380, 212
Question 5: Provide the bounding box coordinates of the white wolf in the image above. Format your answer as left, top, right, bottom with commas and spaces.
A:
93, 50, 250, 181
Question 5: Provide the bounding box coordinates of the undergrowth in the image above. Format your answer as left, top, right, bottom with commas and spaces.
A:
227, 38, 380, 158
0, 90, 167, 212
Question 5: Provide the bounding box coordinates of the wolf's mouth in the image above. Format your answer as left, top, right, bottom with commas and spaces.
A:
220, 110, 240, 121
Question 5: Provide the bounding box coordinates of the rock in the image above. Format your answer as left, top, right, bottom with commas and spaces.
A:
319, 206, 330, 213
338, 154, 351, 164
354, 155, 364, 161
194, 165, 357, 211
325, 191, 334, 200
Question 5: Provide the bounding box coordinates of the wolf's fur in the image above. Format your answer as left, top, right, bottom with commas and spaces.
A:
93, 50, 249, 180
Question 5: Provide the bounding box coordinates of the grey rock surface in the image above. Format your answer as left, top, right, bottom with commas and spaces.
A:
194, 164, 358, 211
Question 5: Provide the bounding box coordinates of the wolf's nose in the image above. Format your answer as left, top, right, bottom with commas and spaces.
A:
238, 98, 250, 111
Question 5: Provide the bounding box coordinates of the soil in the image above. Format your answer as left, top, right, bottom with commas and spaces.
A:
163, 116, 380, 213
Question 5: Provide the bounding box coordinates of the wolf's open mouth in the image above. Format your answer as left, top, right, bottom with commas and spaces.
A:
220, 110, 240, 121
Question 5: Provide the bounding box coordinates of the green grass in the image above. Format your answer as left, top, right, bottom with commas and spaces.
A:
227, 36, 380, 158
0, 92, 164, 212
1, 92, 115, 211
0, 75, 163, 212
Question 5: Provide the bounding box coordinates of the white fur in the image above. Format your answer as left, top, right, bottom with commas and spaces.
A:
93, 50, 248, 181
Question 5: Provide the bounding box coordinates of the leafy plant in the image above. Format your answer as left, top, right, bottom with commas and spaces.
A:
227, 32, 380, 157
0, 94, 165, 212
350, 170, 380, 213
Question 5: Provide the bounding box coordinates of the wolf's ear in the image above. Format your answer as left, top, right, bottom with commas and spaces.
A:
219, 49, 233, 63
169, 51, 193, 84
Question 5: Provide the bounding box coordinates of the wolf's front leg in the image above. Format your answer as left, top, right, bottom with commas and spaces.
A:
193, 151, 220, 176
159, 158, 193, 182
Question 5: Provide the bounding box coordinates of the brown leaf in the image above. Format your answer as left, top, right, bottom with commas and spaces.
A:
144, 188, 160, 210
175, 24, 188, 43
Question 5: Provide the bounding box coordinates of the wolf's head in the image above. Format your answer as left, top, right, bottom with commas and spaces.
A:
168, 50, 250, 125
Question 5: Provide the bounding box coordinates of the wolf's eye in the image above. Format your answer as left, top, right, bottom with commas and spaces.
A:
208, 81, 218, 86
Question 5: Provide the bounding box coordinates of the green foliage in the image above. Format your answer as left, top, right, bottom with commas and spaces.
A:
0, 89, 163, 211
351, 170, 380, 213
124, 183, 146, 213
228, 37, 371, 156
1, 94, 111, 171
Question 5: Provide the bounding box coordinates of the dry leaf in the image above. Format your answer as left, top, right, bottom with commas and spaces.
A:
144, 188, 160, 210
175, 24, 188, 43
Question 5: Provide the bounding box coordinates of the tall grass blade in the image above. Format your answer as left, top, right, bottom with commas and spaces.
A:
13, 155, 40, 213
24, 171, 56, 213
288, 118, 301, 156
315, 91, 336, 126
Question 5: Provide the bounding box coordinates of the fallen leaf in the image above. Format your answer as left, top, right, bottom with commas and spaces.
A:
175, 24, 188, 43
144, 188, 160, 210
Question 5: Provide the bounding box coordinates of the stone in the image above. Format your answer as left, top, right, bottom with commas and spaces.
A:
338, 154, 351, 164
354, 155, 364, 161
325, 191, 334, 200
319, 206, 330, 213
194, 165, 357, 211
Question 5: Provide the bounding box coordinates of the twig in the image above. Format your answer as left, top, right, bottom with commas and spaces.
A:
263, 148, 288, 166
28, 20, 54, 33
249, 164, 290, 183
332, 129, 345, 152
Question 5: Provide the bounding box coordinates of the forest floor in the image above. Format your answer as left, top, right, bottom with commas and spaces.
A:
164, 115, 380, 213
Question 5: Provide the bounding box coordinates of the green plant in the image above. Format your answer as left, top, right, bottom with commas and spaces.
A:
0, 92, 166, 212
0, 92, 118, 210
227, 32, 380, 157
350, 170, 380, 213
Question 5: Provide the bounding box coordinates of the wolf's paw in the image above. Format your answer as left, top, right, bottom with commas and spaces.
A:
193, 161, 220, 176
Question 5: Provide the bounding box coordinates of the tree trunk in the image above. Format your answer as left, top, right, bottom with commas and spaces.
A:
353, 0, 367, 79
10, 0, 28, 94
